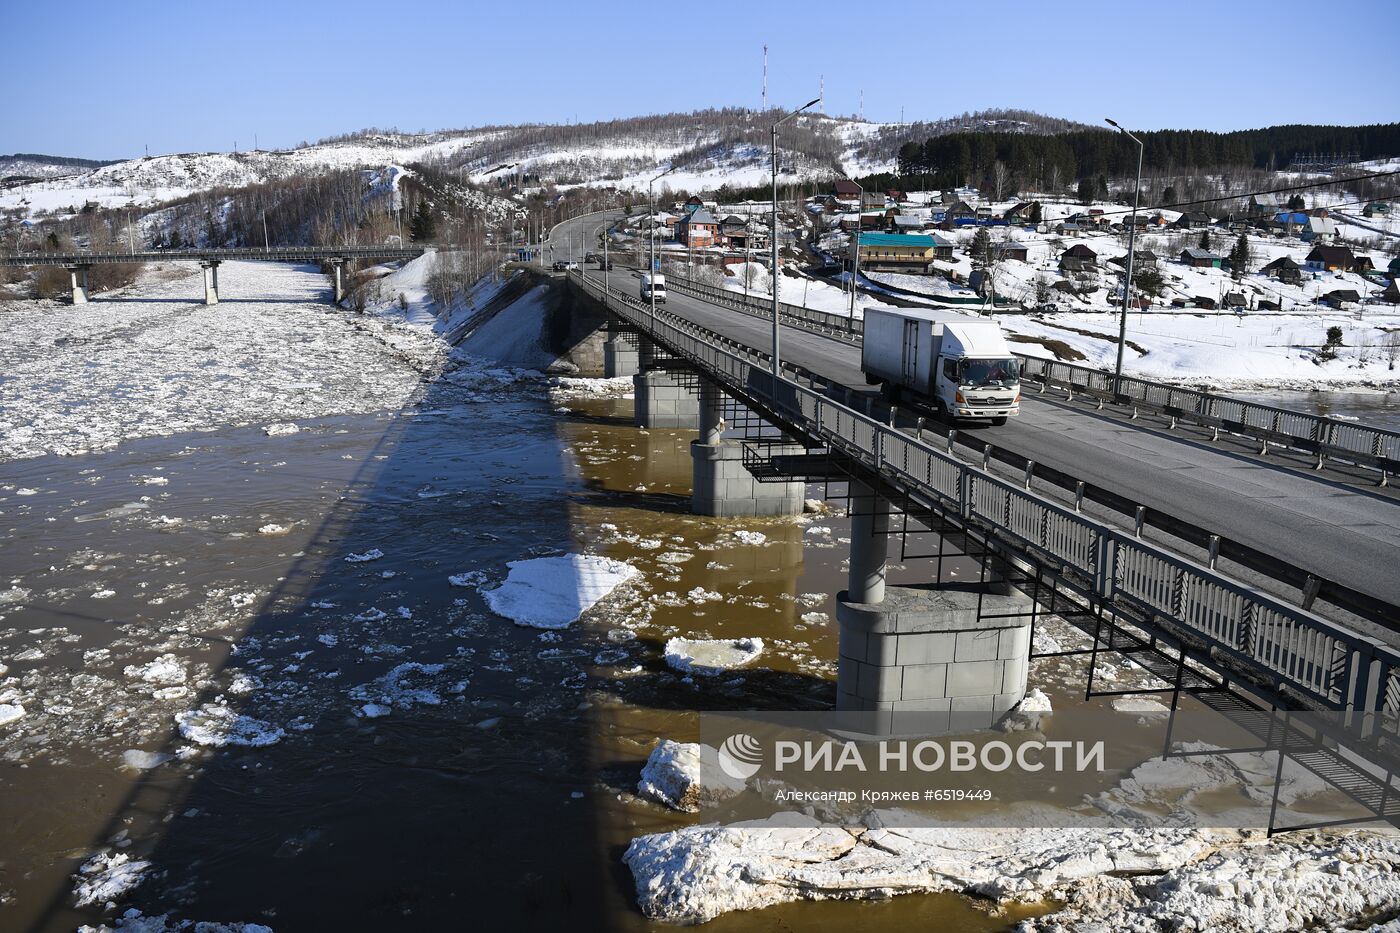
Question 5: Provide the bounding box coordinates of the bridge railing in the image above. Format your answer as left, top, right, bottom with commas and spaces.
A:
570, 268, 1400, 749
663, 271, 1400, 474
0, 246, 428, 266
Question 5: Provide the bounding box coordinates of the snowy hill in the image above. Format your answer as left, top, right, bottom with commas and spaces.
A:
0, 108, 1082, 219
0, 153, 116, 184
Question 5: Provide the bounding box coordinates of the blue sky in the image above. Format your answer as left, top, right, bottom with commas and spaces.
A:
6, 0, 1397, 158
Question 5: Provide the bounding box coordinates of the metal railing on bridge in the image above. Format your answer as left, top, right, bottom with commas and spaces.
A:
662, 272, 1400, 475
0, 246, 428, 266
571, 268, 1400, 758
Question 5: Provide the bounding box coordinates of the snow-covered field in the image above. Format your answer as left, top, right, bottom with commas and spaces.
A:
0, 261, 443, 462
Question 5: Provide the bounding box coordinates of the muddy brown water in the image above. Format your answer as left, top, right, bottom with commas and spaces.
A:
0, 356, 1069, 931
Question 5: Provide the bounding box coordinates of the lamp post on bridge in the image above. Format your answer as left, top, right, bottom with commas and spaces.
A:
771, 97, 822, 377
1106, 117, 1143, 400
649, 165, 677, 335
844, 176, 863, 332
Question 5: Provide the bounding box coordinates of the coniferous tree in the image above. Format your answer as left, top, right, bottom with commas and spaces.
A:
1161, 185, 1177, 205
1077, 177, 1096, 205
409, 200, 437, 242
1230, 232, 1251, 277
970, 226, 993, 267
1199, 228, 1212, 251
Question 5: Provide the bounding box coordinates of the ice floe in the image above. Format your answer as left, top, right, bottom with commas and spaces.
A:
637, 740, 745, 813
482, 554, 639, 629
663, 637, 764, 676
174, 703, 285, 747
73, 851, 152, 907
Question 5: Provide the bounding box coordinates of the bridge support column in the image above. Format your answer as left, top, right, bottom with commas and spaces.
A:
65, 264, 91, 304
603, 319, 639, 378
689, 379, 804, 517
836, 481, 1032, 728
200, 260, 221, 305
330, 259, 347, 305
634, 370, 699, 429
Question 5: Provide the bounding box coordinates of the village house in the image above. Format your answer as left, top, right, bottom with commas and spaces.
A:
1110, 250, 1159, 269
1001, 202, 1039, 224
1305, 244, 1357, 272
1261, 255, 1304, 284
1382, 279, 1400, 304
1250, 193, 1284, 215
1175, 211, 1212, 229
833, 179, 861, 202
1224, 291, 1248, 310
1302, 215, 1336, 243
681, 195, 705, 215
1180, 247, 1223, 269
999, 241, 1030, 262
1322, 289, 1361, 310
1363, 201, 1391, 218
1389, 257, 1400, 280
856, 232, 941, 273
891, 214, 927, 233
1061, 244, 1098, 264
861, 191, 887, 213
675, 208, 719, 248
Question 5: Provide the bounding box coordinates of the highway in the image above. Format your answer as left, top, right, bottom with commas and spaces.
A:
549, 212, 1400, 624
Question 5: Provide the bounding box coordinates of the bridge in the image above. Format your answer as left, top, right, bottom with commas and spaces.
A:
0, 246, 428, 304
551, 209, 1400, 835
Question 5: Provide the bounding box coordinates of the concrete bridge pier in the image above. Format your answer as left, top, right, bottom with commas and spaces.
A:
330, 259, 348, 304
603, 318, 639, 378
690, 379, 805, 517
836, 480, 1033, 731
65, 264, 91, 304
200, 260, 221, 305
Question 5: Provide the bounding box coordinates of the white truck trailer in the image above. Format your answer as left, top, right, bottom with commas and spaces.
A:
860, 307, 1021, 424
640, 273, 667, 304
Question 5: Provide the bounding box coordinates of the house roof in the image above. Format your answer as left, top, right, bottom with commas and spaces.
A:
1181, 247, 1222, 260
682, 208, 717, 225
1001, 241, 1029, 253
1062, 244, 1097, 259
1307, 216, 1337, 234
834, 180, 860, 195
1262, 255, 1302, 271
857, 233, 936, 248
1224, 292, 1247, 306
1325, 289, 1361, 302
892, 215, 925, 228
1306, 245, 1355, 265
1179, 211, 1211, 222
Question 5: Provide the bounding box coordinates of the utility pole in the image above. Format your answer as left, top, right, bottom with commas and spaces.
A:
1106, 118, 1143, 399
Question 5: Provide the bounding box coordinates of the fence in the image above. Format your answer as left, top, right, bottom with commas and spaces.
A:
571, 268, 1400, 749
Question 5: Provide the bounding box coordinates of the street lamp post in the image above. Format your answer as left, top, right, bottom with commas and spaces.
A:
262, 207, 270, 253
771, 96, 822, 377
1107, 117, 1143, 399
649, 166, 677, 333
846, 177, 863, 330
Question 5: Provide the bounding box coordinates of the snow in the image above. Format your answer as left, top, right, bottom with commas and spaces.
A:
122, 654, 188, 686
349, 661, 447, 712
174, 702, 285, 747
0, 703, 27, 726
637, 740, 745, 812
663, 637, 764, 676
624, 814, 1400, 929
263, 422, 299, 437
482, 554, 639, 629
344, 548, 384, 563
74, 851, 152, 907
0, 261, 439, 462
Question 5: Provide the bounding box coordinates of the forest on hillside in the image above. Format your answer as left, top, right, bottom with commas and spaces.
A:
892, 123, 1400, 194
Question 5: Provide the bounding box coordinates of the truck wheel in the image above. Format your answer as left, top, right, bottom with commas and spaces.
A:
991, 416, 1008, 426
880, 383, 901, 403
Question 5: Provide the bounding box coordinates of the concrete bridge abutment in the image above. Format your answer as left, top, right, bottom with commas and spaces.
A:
835, 480, 1033, 730
200, 260, 221, 305
65, 264, 91, 304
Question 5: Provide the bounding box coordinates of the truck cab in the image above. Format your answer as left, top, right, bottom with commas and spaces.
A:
640, 273, 667, 304
860, 307, 1021, 425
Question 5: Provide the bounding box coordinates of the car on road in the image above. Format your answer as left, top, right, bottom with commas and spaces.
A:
552, 260, 568, 271
597, 258, 614, 270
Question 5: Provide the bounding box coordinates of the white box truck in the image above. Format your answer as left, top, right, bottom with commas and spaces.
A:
861, 307, 1021, 424
640, 273, 667, 304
